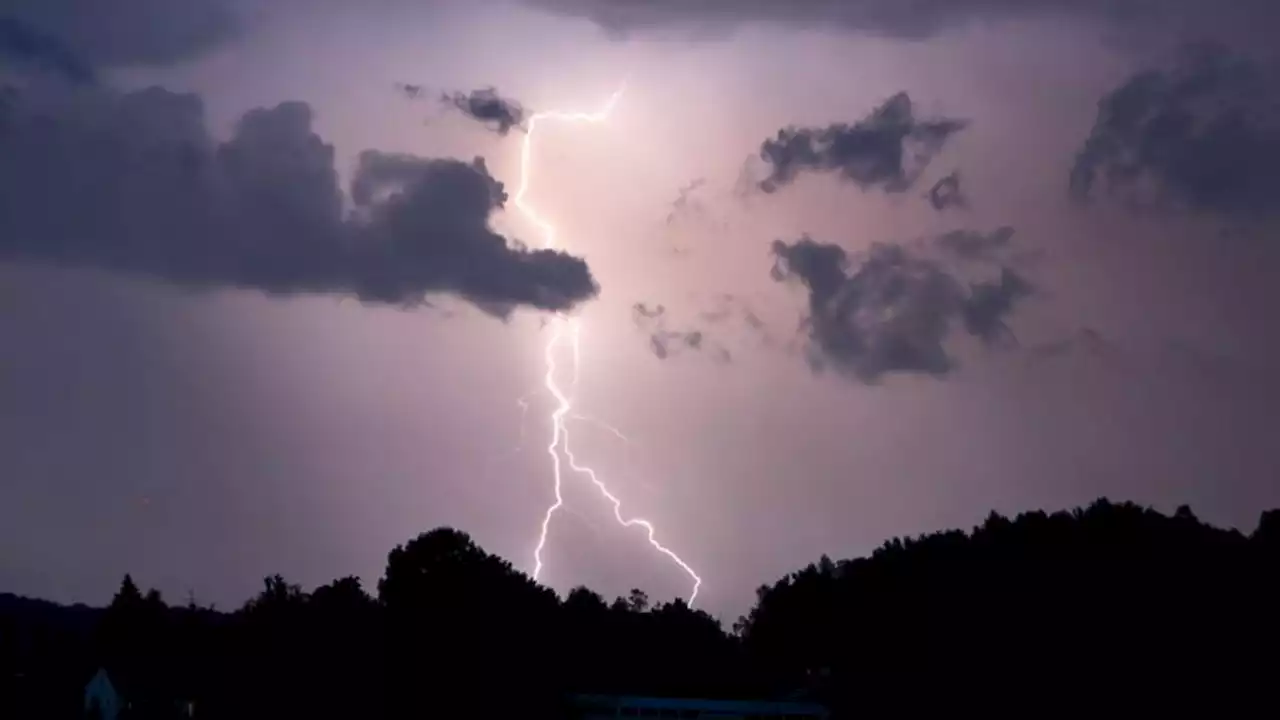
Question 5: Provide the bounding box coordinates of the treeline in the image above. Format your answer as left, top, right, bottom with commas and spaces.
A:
3, 498, 1279, 718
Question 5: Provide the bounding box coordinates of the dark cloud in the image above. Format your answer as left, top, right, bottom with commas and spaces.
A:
926, 171, 967, 211
0, 17, 95, 83
632, 302, 730, 363
4, 0, 238, 68
395, 82, 428, 100
345, 150, 596, 312
756, 92, 967, 195
934, 226, 1015, 261
441, 87, 527, 136
522, 0, 1279, 48
1070, 44, 1280, 217
961, 267, 1033, 345
0, 85, 598, 315
770, 233, 1032, 382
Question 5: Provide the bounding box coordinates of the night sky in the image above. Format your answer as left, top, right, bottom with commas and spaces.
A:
2, 0, 1278, 622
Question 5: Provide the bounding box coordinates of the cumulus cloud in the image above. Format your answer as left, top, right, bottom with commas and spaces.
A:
521, 0, 1279, 49
926, 171, 967, 211
756, 92, 967, 195
441, 87, 527, 136
4, 0, 238, 68
770, 233, 1032, 382
0, 85, 598, 315
0, 17, 95, 83
1070, 44, 1280, 218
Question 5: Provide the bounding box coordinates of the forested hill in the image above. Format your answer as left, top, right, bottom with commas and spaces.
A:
741, 500, 1280, 715
3, 498, 1278, 718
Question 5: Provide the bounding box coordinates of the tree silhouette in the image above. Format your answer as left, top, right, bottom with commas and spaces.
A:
625, 588, 650, 613
735, 499, 1280, 715
2, 498, 1278, 718
114, 576, 143, 609
379, 528, 561, 717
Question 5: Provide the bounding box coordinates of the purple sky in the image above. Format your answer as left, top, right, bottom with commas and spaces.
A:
2, 0, 1279, 622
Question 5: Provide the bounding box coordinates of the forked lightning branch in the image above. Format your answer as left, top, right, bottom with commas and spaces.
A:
511, 87, 702, 605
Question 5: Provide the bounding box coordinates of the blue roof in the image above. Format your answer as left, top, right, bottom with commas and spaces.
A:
570, 693, 828, 715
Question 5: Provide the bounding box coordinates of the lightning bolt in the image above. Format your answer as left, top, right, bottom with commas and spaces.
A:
513, 87, 702, 605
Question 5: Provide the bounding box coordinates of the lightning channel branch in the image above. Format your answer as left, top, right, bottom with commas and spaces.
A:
513, 87, 702, 605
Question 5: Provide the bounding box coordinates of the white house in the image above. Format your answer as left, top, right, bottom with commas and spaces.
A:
83, 668, 122, 720
83, 666, 196, 719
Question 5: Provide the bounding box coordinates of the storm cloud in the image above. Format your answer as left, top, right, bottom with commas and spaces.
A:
934, 226, 1016, 262
522, 0, 1280, 49
926, 171, 968, 211
756, 92, 967, 195
0, 17, 95, 83
961, 267, 1033, 344
441, 87, 527, 136
1070, 44, 1280, 218
770, 233, 1032, 382
0, 85, 598, 315
3, 0, 238, 68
